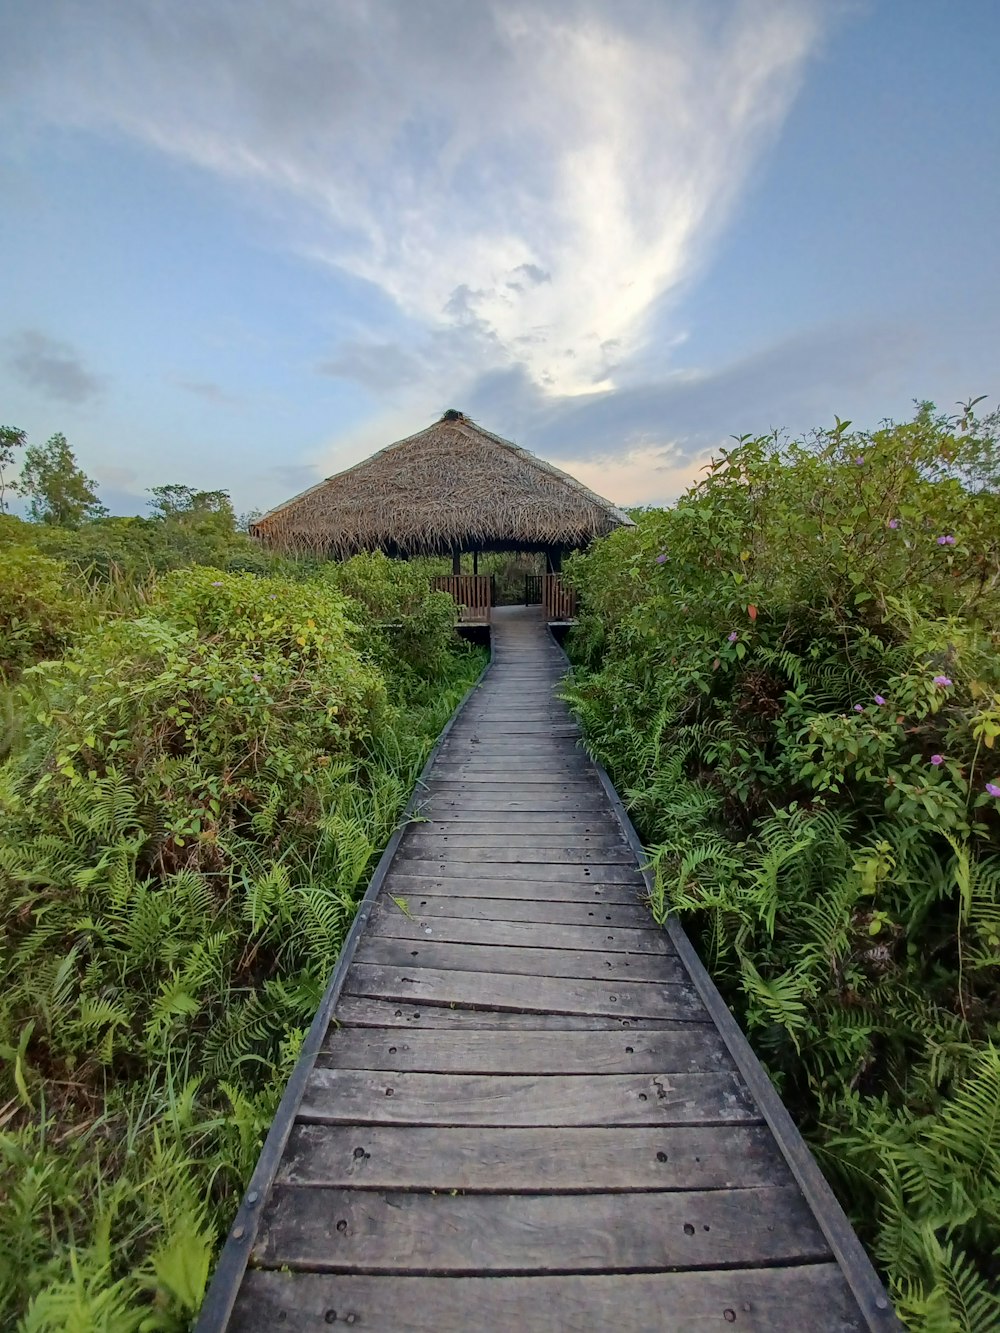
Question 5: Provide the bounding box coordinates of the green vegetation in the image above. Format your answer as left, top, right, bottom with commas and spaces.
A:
0, 471, 483, 1327
563, 402, 1000, 1331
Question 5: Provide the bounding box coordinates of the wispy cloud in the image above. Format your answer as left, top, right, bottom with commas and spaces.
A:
5, 0, 832, 404
5, 329, 104, 404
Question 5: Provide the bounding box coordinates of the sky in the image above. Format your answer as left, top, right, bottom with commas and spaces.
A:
1, 0, 998, 516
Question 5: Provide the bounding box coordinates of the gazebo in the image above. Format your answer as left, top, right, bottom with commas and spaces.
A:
250, 410, 633, 620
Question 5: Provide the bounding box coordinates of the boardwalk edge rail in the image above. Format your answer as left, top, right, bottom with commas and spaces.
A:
194, 642, 495, 1332
551, 637, 899, 1332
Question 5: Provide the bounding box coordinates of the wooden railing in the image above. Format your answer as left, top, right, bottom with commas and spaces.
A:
542, 574, 577, 621
432, 574, 492, 622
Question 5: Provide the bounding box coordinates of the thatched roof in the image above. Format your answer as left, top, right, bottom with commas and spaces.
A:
251, 410, 634, 556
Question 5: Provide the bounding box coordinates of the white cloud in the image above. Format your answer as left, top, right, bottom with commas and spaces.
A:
6, 0, 831, 402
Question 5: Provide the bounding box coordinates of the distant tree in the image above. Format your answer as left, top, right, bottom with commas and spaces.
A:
19, 432, 106, 526
0, 425, 26, 513
147, 484, 235, 523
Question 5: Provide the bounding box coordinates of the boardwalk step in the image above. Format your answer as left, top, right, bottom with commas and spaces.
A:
277, 1122, 787, 1190
368, 905, 671, 953
317, 1027, 730, 1074
235, 1266, 868, 1333
353, 936, 682, 982
252, 1185, 829, 1272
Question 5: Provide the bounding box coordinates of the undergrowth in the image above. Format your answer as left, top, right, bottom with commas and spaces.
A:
563, 402, 1000, 1332
0, 552, 483, 1329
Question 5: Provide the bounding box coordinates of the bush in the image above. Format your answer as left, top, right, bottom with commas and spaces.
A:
0, 545, 81, 675
563, 403, 1000, 1330
0, 563, 483, 1326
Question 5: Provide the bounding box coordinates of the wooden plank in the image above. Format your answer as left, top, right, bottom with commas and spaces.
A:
402, 833, 628, 849
252, 1185, 828, 1272
234, 1266, 866, 1333
278, 1122, 787, 1191
374, 891, 657, 928
300, 1068, 755, 1127
405, 812, 617, 828
418, 794, 607, 812
317, 1027, 731, 1074
343, 963, 703, 1020
384, 874, 648, 904
368, 906, 670, 953
330, 997, 692, 1031
392, 860, 644, 884
399, 843, 635, 864
353, 936, 681, 983
414, 772, 598, 785
403, 818, 629, 839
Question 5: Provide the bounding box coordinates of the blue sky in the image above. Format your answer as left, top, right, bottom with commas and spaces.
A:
1, 0, 998, 514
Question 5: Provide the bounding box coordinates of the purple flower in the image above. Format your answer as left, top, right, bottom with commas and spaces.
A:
936, 535, 956, 546
874, 695, 886, 706
655, 553, 668, 564
888, 519, 900, 530
933, 676, 953, 688
854, 704, 864, 713
210, 580, 223, 586
930, 754, 944, 766
728, 631, 738, 643
986, 782, 1000, 798
854, 455, 865, 466
252, 672, 262, 683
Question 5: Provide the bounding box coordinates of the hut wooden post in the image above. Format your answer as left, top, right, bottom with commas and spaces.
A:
452, 548, 462, 575
473, 550, 479, 576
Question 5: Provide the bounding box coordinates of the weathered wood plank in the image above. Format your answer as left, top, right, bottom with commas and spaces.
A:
278, 1122, 787, 1191
402, 833, 628, 849
406, 819, 624, 837
344, 963, 704, 1019
391, 860, 644, 884
331, 997, 686, 1031
414, 772, 598, 785
317, 1027, 730, 1074
399, 843, 636, 864
375, 891, 657, 929
368, 906, 670, 953
353, 936, 681, 983
233, 1266, 866, 1333
418, 795, 608, 812
384, 873, 648, 904
253, 1185, 828, 1272
300, 1068, 755, 1127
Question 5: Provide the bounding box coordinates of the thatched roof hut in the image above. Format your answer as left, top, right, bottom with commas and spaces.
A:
251, 410, 633, 559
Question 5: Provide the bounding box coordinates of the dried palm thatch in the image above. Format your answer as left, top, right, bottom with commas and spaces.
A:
251, 410, 634, 556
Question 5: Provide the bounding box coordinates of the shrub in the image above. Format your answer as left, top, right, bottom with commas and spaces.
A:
563, 403, 1000, 1330
0, 562, 482, 1326
0, 545, 81, 675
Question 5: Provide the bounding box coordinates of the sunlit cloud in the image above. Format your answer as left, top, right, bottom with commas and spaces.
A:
5, 0, 831, 404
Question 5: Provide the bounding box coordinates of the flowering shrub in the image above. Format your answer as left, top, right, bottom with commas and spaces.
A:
564, 403, 1000, 1330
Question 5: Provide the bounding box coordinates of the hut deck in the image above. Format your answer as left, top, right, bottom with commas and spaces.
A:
200, 607, 897, 1332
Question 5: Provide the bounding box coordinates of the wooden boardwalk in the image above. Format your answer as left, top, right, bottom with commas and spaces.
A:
199, 607, 897, 1331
